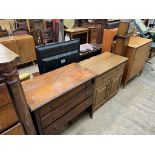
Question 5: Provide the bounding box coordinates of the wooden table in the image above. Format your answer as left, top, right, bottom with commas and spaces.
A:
22, 63, 96, 134
0, 34, 36, 65
79, 52, 128, 111
65, 27, 89, 44
122, 36, 152, 87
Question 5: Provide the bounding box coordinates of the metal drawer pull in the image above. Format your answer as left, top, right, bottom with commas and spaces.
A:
54, 125, 57, 130
86, 102, 89, 107
53, 114, 56, 120
51, 104, 55, 109
86, 91, 89, 97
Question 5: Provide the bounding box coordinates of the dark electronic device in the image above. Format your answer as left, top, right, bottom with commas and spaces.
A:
35, 39, 80, 74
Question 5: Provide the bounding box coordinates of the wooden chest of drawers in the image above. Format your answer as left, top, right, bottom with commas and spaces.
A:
22, 63, 96, 134
79, 52, 128, 111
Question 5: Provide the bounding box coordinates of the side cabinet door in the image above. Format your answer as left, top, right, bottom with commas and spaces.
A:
94, 80, 110, 110
110, 74, 122, 98
16, 37, 36, 64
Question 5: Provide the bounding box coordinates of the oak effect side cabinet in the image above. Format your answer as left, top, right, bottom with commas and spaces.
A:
79, 52, 128, 111
0, 34, 36, 65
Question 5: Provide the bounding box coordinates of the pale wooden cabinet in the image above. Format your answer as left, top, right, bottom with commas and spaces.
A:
0, 34, 36, 65
79, 52, 128, 111
121, 37, 152, 87
16, 36, 36, 64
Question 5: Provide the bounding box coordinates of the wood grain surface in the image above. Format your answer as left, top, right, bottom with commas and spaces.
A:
79, 52, 128, 76
22, 63, 96, 111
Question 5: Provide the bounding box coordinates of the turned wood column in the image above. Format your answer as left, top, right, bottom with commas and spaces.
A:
0, 44, 36, 134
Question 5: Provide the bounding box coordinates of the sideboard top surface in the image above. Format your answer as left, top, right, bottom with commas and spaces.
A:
22, 63, 96, 111
128, 36, 152, 48
79, 52, 128, 76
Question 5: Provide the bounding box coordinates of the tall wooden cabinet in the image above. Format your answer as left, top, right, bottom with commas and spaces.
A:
0, 44, 36, 135
79, 52, 128, 111
121, 36, 152, 87
0, 34, 36, 64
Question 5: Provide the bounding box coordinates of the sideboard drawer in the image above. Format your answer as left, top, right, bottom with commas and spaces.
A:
0, 103, 18, 133
39, 80, 93, 117
43, 96, 93, 134
2, 123, 25, 135
41, 86, 93, 128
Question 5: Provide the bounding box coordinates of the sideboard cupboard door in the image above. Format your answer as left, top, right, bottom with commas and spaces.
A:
94, 80, 110, 110
110, 74, 122, 98
16, 37, 36, 64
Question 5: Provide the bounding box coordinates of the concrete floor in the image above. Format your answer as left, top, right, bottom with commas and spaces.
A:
18, 57, 155, 135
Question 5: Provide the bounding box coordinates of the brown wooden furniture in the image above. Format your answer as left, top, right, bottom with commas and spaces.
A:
122, 36, 152, 87
81, 24, 97, 43
79, 52, 128, 111
41, 28, 54, 45
0, 34, 36, 64
95, 20, 120, 44
102, 28, 118, 52
0, 26, 9, 37
65, 27, 89, 44
12, 28, 28, 36
22, 63, 96, 134
0, 44, 36, 135
114, 20, 135, 56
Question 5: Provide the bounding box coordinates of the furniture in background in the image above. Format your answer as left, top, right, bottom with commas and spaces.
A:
41, 28, 54, 45
95, 19, 120, 44
12, 28, 28, 36
0, 26, 9, 37
0, 34, 36, 65
0, 44, 36, 135
114, 20, 133, 56
121, 36, 152, 87
102, 28, 118, 52
22, 63, 96, 134
80, 43, 102, 61
0, 19, 16, 34
36, 39, 80, 74
79, 52, 127, 111
81, 24, 97, 43
65, 27, 89, 44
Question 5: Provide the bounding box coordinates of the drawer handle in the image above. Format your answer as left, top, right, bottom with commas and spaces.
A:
53, 114, 56, 120
86, 102, 89, 107
51, 104, 55, 109
86, 91, 89, 97
54, 125, 57, 130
